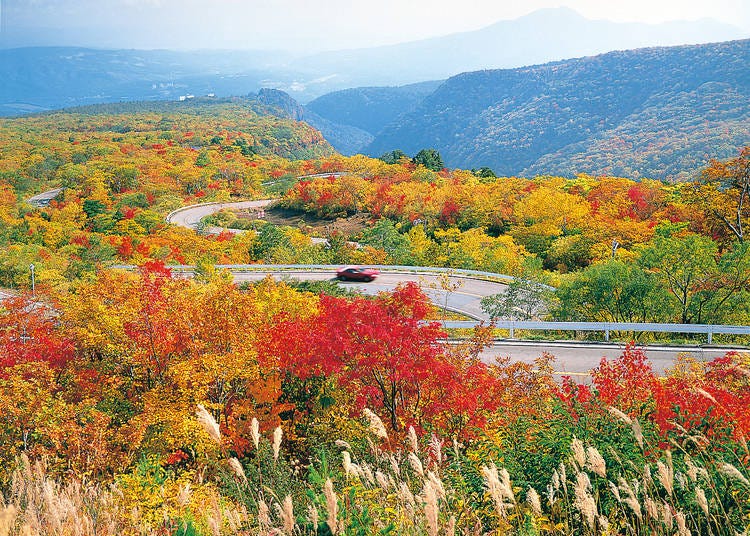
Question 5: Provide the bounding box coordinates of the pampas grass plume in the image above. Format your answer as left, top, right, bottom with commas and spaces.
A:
342, 451, 354, 477
571, 436, 586, 470
258, 500, 271, 528
696, 487, 709, 515
362, 408, 388, 440
423, 480, 439, 536
586, 446, 606, 478
661, 501, 672, 530
618, 478, 642, 521
334, 439, 352, 450
447, 515, 456, 536
427, 471, 446, 500
251, 417, 260, 450
527, 487, 542, 515
675, 510, 690, 536
499, 468, 515, 504
574, 473, 597, 529
408, 452, 424, 477
608, 406, 632, 425
685, 453, 698, 482
228, 457, 247, 484
177, 482, 192, 507
196, 404, 221, 443
307, 505, 319, 533
0, 506, 18, 536
272, 426, 283, 461
408, 426, 419, 454
324, 478, 338, 535
657, 460, 674, 496
376, 470, 390, 490
278, 495, 294, 535
718, 462, 750, 486
429, 434, 443, 466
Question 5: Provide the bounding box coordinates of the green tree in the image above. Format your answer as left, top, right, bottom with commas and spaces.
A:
56, 163, 88, 189
481, 278, 552, 321
552, 259, 670, 323
639, 233, 718, 324
249, 223, 291, 263
412, 148, 444, 171
472, 167, 496, 179
378, 149, 407, 165
82, 199, 107, 218
702, 242, 750, 324
106, 166, 139, 194
194, 150, 211, 168
359, 219, 412, 265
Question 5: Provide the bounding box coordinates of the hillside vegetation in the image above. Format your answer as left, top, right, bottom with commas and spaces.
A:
0, 104, 749, 535
304, 81, 442, 146
0, 99, 336, 290
364, 39, 750, 180
2, 98, 749, 327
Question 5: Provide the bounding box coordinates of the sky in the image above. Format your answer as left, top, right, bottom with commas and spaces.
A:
2, 0, 749, 51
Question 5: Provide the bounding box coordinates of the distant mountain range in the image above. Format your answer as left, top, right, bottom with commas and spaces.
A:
291, 8, 747, 88
348, 39, 750, 181
0, 48, 294, 116
1, 8, 746, 115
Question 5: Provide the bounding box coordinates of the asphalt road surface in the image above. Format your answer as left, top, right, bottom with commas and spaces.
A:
168, 199, 748, 377
26, 188, 63, 207
480, 340, 743, 379
231, 269, 503, 321
166, 199, 273, 232
229, 269, 744, 376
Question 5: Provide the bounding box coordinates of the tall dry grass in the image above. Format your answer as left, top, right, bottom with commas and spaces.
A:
3, 405, 748, 535
0, 455, 123, 536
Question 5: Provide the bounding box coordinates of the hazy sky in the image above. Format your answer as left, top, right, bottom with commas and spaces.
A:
2, 0, 749, 51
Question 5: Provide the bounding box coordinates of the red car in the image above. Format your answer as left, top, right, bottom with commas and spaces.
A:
336, 266, 380, 282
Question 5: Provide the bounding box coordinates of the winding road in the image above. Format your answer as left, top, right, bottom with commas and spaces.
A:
15, 190, 741, 377
26, 188, 63, 207
166, 199, 273, 235
228, 267, 503, 321
162, 191, 748, 376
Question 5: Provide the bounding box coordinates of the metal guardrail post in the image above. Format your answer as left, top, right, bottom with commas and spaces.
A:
605, 328, 610, 342
708, 331, 712, 345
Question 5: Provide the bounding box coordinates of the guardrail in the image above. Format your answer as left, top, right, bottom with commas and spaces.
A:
111, 263, 522, 285
440, 320, 750, 344
108, 263, 750, 345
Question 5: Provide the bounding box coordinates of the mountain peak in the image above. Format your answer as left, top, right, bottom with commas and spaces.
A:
516, 7, 586, 21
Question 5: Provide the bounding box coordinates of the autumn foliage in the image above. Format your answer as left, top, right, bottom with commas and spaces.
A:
262, 282, 510, 438
0, 296, 73, 373
0, 104, 749, 534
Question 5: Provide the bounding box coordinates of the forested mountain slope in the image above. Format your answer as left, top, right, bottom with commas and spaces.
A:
365, 39, 750, 180
305, 81, 443, 135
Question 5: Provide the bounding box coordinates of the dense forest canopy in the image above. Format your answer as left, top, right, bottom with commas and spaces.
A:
0, 101, 748, 535
363, 39, 750, 180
